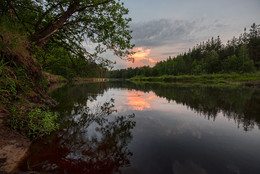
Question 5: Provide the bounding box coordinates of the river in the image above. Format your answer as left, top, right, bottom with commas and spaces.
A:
18, 81, 260, 174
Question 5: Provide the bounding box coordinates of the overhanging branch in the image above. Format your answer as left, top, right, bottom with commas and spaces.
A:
6, 0, 33, 35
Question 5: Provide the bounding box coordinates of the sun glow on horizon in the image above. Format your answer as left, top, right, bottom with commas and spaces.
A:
127, 47, 158, 68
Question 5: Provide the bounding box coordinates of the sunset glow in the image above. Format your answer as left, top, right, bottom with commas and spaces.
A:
125, 90, 157, 111
127, 47, 158, 68
132, 47, 151, 58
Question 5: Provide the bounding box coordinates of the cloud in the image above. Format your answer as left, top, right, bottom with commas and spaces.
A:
161, 51, 180, 56
132, 47, 151, 58
131, 19, 197, 47
126, 47, 157, 67
111, 18, 229, 69
131, 18, 229, 48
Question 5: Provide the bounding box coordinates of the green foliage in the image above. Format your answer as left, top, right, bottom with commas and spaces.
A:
111, 24, 259, 78
28, 108, 59, 139
0, 7, 63, 140
35, 42, 110, 78
1, 0, 134, 79
130, 72, 260, 85
0, 59, 17, 105
8, 107, 59, 140
203, 51, 220, 73
191, 60, 204, 74
237, 44, 255, 72
8, 106, 24, 131
225, 55, 240, 72
0, 56, 58, 140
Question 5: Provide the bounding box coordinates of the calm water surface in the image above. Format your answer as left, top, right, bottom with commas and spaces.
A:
19, 82, 260, 174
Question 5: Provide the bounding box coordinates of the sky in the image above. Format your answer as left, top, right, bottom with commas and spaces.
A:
101, 0, 260, 69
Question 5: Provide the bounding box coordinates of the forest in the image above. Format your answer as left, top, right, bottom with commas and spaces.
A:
110, 24, 260, 79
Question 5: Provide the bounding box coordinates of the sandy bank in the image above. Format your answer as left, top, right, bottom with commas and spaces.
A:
0, 113, 31, 173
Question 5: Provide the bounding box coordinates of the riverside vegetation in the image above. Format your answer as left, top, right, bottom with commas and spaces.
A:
110, 24, 260, 85
0, 0, 134, 140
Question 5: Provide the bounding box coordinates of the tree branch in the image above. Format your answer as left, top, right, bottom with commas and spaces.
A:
6, 0, 33, 35
34, 1, 63, 31
76, 0, 113, 12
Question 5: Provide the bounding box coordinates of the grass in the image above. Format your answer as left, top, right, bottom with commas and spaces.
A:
130, 72, 260, 87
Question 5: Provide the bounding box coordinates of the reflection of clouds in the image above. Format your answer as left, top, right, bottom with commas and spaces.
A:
192, 130, 202, 139
165, 122, 202, 140
226, 164, 240, 174
172, 161, 207, 174
126, 97, 151, 111
125, 90, 157, 111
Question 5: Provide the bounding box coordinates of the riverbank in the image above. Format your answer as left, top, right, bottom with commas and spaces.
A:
73, 77, 110, 84
0, 113, 31, 173
130, 73, 260, 87
0, 72, 64, 173
0, 73, 112, 173
44, 72, 110, 85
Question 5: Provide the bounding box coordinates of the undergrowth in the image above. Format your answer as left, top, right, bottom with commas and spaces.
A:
0, 60, 59, 139
8, 107, 59, 139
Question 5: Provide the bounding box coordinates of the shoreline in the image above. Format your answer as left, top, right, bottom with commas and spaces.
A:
0, 113, 31, 173
0, 77, 108, 173
129, 73, 260, 88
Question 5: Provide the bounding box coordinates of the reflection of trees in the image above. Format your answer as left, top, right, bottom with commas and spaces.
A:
50, 81, 260, 131
50, 83, 109, 117
108, 82, 260, 131
20, 99, 136, 174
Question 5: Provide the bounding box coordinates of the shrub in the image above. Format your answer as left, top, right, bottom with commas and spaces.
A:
28, 108, 59, 139
8, 107, 59, 140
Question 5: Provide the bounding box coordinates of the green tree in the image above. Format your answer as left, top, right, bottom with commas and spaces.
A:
225, 55, 239, 72
203, 51, 220, 73
5, 0, 134, 59
248, 23, 260, 67
191, 60, 203, 74
238, 44, 255, 72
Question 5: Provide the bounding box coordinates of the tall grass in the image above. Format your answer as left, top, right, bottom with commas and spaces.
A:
130, 72, 260, 85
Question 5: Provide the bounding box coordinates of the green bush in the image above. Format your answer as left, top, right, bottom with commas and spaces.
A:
8, 107, 59, 140
28, 108, 59, 139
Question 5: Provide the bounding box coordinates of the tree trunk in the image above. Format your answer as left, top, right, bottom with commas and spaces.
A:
31, 2, 79, 48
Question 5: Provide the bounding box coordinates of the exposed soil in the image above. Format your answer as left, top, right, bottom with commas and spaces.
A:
0, 113, 31, 173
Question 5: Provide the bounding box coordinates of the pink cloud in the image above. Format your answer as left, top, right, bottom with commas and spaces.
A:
126, 47, 158, 68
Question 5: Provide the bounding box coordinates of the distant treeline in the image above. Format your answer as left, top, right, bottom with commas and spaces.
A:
110, 23, 260, 78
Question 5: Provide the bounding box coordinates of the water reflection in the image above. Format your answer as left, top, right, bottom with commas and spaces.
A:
18, 82, 260, 173
19, 98, 136, 173
51, 82, 260, 131
125, 91, 157, 111
172, 161, 207, 174
108, 82, 260, 131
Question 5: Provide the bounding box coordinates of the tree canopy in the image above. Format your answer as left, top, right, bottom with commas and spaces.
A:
4, 0, 134, 58
1, 0, 135, 78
